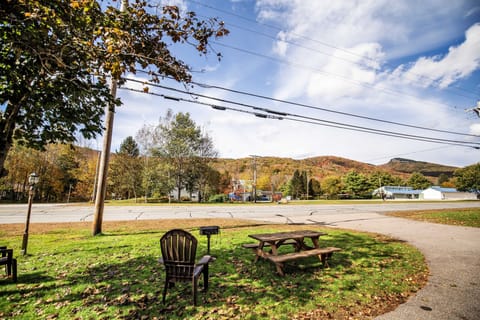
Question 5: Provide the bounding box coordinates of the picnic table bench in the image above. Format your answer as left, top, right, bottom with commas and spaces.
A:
266, 247, 341, 275
244, 230, 341, 276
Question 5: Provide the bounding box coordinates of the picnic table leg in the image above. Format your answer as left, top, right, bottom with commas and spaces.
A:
311, 236, 320, 249
274, 262, 285, 276
269, 243, 279, 255
319, 252, 334, 267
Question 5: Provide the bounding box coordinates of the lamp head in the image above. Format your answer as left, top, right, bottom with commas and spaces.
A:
28, 172, 39, 186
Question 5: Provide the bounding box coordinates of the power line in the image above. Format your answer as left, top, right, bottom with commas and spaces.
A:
132, 73, 480, 138
212, 40, 472, 112
188, 77, 479, 138
222, 23, 479, 101
119, 79, 480, 149
188, 0, 480, 100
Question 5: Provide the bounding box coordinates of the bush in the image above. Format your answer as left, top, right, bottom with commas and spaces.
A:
208, 194, 227, 202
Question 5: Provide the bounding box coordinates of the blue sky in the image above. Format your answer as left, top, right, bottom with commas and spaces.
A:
105, 0, 480, 167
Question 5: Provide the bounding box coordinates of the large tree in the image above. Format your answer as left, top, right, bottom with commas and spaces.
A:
454, 163, 480, 193
0, 0, 228, 178
153, 111, 217, 201
407, 172, 431, 190
109, 136, 142, 201
342, 170, 370, 198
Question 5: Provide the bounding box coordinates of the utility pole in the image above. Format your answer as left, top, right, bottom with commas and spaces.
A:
92, 0, 128, 236
250, 155, 257, 203
306, 170, 309, 201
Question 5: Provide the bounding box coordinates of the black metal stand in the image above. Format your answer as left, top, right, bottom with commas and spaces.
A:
199, 226, 219, 255
206, 234, 212, 254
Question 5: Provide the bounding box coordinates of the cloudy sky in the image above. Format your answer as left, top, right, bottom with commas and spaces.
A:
104, 0, 480, 167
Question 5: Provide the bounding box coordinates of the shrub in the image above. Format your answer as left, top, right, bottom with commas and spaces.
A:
208, 194, 227, 202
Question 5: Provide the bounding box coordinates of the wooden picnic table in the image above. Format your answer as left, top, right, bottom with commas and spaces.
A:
244, 230, 341, 276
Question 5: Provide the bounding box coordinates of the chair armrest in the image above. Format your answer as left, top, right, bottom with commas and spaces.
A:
197, 255, 215, 265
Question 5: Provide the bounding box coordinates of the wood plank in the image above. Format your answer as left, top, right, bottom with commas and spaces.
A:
267, 247, 341, 263
241, 239, 298, 249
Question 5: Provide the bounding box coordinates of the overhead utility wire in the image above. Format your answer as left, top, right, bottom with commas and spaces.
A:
212, 41, 470, 112
120, 78, 480, 149
119, 85, 478, 149
136, 69, 478, 138
122, 77, 478, 145
190, 78, 479, 138
222, 22, 478, 101
188, 0, 479, 99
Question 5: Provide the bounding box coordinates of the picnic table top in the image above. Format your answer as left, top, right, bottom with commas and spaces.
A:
248, 230, 326, 242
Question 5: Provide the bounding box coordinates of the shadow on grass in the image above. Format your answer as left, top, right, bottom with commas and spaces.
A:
0, 229, 423, 319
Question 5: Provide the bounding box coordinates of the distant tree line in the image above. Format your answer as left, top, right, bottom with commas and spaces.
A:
281, 169, 436, 200
1, 111, 479, 202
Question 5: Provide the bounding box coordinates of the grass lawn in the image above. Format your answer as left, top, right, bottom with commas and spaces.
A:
0, 219, 428, 319
387, 207, 480, 228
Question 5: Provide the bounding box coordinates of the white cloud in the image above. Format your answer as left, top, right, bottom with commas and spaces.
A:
396, 23, 480, 89
470, 123, 480, 135
159, 0, 187, 12
272, 31, 288, 56
103, 0, 480, 167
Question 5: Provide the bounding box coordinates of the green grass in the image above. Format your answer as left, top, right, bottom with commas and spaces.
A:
388, 208, 480, 227
0, 222, 427, 319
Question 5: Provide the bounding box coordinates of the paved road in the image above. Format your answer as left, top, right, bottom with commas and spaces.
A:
1, 201, 479, 224
1, 201, 479, 319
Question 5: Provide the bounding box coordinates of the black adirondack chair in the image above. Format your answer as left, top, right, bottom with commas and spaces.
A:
0, 246, 17, 282
159, 229, 213, 306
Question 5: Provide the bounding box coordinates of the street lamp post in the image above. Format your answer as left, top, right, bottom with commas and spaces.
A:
21, 172, 39, 255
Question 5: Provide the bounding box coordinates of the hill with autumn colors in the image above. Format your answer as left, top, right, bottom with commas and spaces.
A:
212, 156, 458, 183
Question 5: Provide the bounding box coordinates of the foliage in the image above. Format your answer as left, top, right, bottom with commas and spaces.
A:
0, 222, 427, 319
109, 137, 143, 201
308, 178, 322, 199
119, 136, 140, 157
72, 149, 98, 202
387, 208, 480, 227
369, 171, 403, 188
150, 110, 218, 201
407, 172, 431, 190
342, 170, 370, 197
290, 169, 307, 199
2, 143, 476, 203
208, 193, 228, 202
454, 163, 480, 193
1, 143, 84, 202
381, 158, 457, 177
437, 173, 450, 186
0, 0, 229, 177
322, 176, 343, 199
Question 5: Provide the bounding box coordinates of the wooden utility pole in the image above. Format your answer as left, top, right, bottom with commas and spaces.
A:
250, 155, 257, 203
92, 0, 128, 236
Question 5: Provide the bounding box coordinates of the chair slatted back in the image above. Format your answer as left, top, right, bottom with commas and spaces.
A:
160, 229, 198, 282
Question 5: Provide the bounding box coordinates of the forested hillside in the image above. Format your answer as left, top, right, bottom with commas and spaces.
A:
213, 156, 457, 183
1, 142, 470, 203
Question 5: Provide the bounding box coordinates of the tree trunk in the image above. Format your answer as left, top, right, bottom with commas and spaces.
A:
0, 100, 23, 178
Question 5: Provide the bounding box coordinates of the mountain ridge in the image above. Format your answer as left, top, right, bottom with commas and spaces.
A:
212, 155, 459, 182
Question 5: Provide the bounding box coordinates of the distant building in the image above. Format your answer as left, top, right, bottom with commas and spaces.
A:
170, 188, 198, 201
372, 186, 422, 199
420, 186, 478, 200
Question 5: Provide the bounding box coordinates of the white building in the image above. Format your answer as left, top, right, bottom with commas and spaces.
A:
372, 186, 422, 199
420, 186, 478, 200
